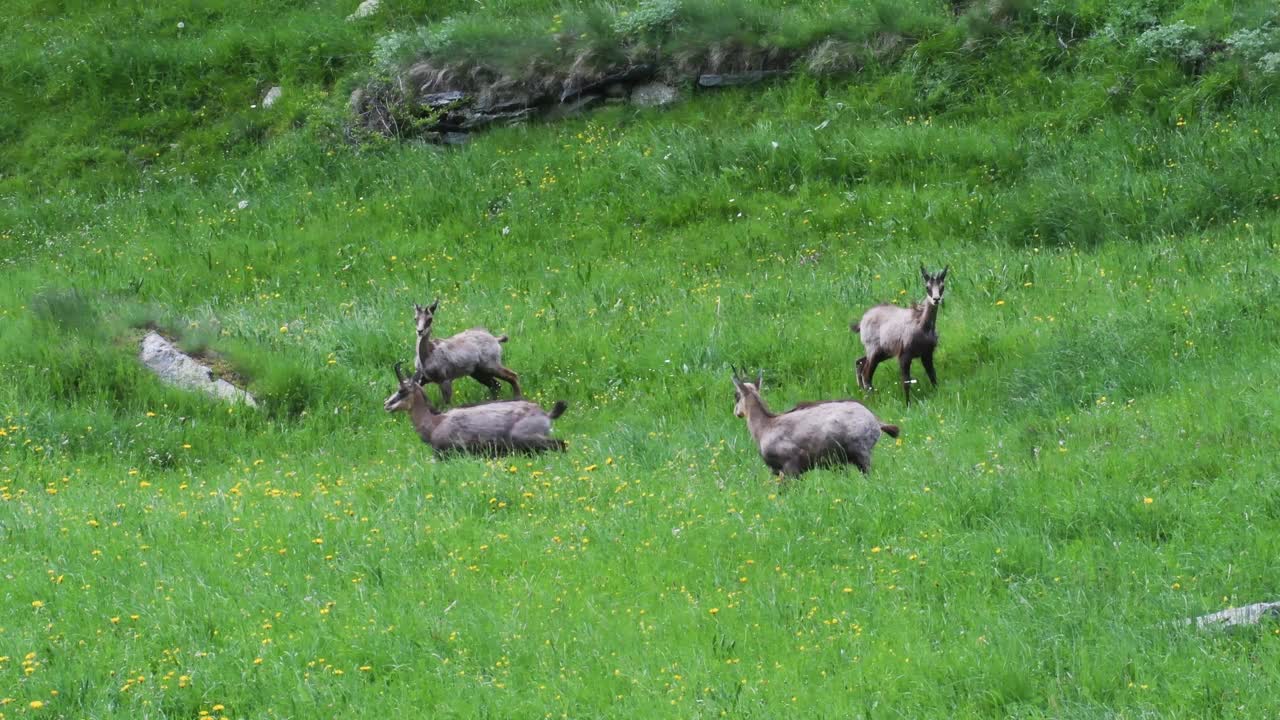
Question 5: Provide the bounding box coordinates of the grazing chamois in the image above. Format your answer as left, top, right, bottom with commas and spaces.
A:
384, 362, 566, 455
413, 299, 522, 404
731, 368, 899, 481
852, 264, 948, 405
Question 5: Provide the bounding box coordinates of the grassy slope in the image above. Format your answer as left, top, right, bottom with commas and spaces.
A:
4, 2, 1280, 718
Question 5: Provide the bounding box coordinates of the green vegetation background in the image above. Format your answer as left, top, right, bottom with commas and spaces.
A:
2, 0, 1279, 717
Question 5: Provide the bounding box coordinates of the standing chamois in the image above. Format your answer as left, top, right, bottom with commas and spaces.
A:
852, 264, 948, 405
731, 368, 899, 482
384, 362, 566, 455
413, 299, 522, 405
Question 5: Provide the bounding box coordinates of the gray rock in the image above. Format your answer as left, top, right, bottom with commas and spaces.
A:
421, 90, 466, 108
139, 332, 256, 407
346, 0, 379, 21
630, 82, 680, 107
698, 70, 787, 88
349, 88, 366, 114
262, 86, 282, 108
457, 108, 532, 130
1188, 601, 1280, 629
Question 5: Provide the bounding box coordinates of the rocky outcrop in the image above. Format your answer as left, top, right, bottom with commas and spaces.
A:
139, 332, 256, 407
351, 61, 768, 145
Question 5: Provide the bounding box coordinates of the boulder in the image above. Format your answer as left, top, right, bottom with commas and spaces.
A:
346, 0, 379, 21
262, 86, 282, 108
630, 82, 680, 107
139, 332, 256, 407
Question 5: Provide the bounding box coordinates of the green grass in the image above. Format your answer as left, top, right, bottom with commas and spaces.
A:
4, 0, 1280, 717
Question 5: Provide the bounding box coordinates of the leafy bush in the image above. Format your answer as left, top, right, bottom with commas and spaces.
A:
1133, 21, 1205, 63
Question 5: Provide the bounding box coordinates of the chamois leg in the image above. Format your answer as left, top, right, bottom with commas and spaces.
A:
861, 351, 887, 391
898, 355, 914, 405
782, 448, 812, 479
472, 371, 502, 399
438, 379, 454, 406
854, 357, 868, 389
493, 366, 522, 398
851, 452, 871, 475
922, 351, 938, 387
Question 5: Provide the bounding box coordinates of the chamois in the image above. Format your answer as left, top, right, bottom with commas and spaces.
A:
852, 264, 948, 405
413, 299, 522, 404
731, 368, 899, 481
384, 362, 566, 455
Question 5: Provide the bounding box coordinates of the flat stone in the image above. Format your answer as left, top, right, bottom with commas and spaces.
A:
698, 70, 787, 88
1188, 602, 1280, 630
421, 90, 466, 108
262, 86, 282, 108
139, 332, 256, 407
457, 108, 533, 130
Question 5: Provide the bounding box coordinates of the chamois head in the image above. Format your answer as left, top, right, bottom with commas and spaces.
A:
384, 361, 432, 414
413, 299, 439, 338
920, 264, 949, 307
731, 367, 764, 418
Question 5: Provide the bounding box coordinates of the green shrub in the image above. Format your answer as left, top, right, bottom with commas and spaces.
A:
1133, 20, 1206, 63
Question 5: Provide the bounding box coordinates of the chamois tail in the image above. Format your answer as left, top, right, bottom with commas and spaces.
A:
879, 424, 900, 439
496, 334, 509, 343
851, 321, 860, 333
549, 400, 568, 420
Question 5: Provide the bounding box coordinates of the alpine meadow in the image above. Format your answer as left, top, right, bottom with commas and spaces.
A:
4, 0, 1280, 717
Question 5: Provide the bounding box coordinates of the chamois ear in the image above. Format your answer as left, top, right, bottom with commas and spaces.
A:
414, 303, 423, 313
921, 263, 930, 281
394, 361, 406, 383
939, 265, 949, 281
428, 298, 439, 313
755, 369, 763, 390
